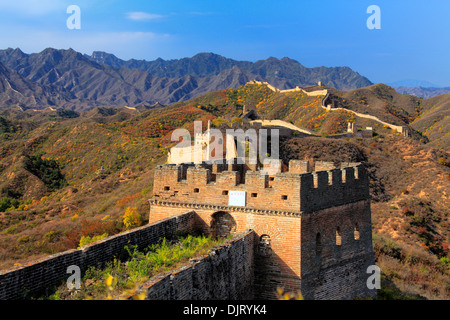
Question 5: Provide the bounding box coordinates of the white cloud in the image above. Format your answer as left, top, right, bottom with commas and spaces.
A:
126, 12, 165, 21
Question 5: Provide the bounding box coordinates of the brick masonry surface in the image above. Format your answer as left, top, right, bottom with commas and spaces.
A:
149, 160, 377, 300
140, 230, 255, 300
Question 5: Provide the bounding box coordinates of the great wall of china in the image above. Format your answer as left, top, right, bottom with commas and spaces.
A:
149, 159, 376, 300
0, 80, 391, 301
0, 212, 255, 300
0, 156, 378, 300
246, 80, 410, 137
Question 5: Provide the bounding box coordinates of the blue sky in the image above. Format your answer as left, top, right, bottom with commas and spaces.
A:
0, 0, 449, 86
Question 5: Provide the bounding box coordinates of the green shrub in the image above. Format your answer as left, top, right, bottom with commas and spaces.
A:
211, 118, 226, 128
78, 233, 108, 249
0, 197, 20, 212
17, 235, 31, 243
4, 225, 18, 234
56, 109, 80, 119
1, 186, 22, 199
231, 117, 243, 124
0, 116, 16, 134
373, 234, 403, 260
439, 257, 450, 267
437, 158, 449, 167
44, 231, 60, 242
24, 154, 67, 191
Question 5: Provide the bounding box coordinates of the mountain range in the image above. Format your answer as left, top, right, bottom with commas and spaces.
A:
387, 79, 441, 88
0, 48, 373, 111
387, 80, 450, 99
393, 86, 450, 99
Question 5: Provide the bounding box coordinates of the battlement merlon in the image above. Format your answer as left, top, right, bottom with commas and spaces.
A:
152, 160, 369, 212
153, 161, 367, 187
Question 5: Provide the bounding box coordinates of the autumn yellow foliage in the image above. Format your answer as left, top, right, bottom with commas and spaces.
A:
123, 207, 142, 230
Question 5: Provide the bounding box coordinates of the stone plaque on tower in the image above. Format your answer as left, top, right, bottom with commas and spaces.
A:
228, 191, 246, 207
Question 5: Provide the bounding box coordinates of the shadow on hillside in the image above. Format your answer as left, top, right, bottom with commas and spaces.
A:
377, 277, 427, 300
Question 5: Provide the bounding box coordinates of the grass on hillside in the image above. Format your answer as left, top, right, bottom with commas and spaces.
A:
374, 233, 449, 300
0, 103, 215, 270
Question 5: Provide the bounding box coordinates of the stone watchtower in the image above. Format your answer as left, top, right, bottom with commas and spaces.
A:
148, 159, 376, 300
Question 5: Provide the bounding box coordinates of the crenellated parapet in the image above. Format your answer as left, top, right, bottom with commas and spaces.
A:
152, 159, 369, 213
299, 164, 369, 212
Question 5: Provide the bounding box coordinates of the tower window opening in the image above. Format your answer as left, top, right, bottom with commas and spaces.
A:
336, 227, 342, 246
316, 233, 322, 255
354, 223, 360, 240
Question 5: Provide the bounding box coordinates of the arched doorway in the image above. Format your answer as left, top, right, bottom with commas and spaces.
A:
210, 211, 237, 238
257, 234, 272, 257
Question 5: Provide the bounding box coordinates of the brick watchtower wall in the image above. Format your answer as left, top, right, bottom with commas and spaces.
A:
149, 160, 376, 300
300, 199, 374, 300
298, 164, 375, 299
